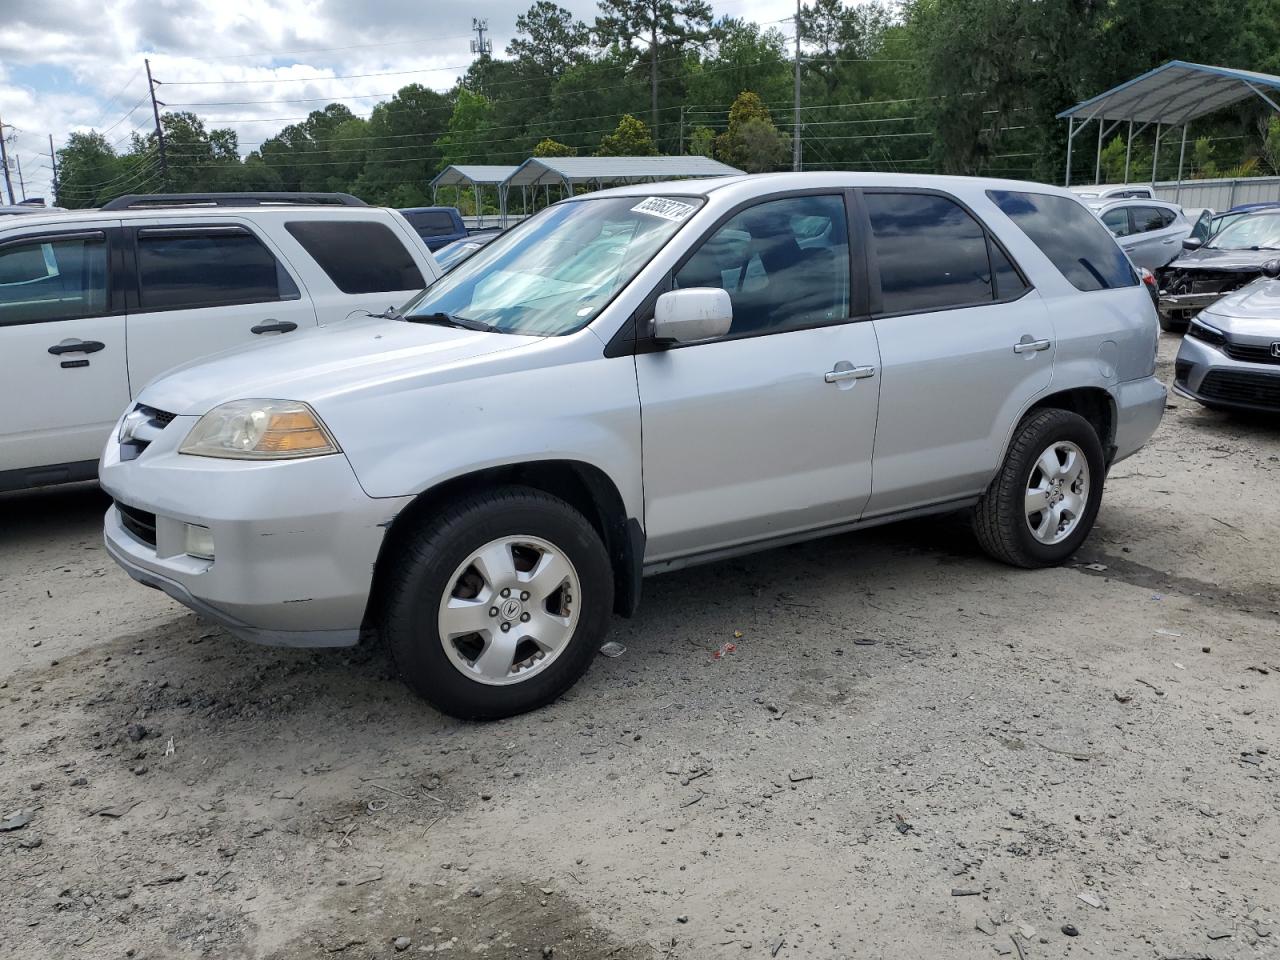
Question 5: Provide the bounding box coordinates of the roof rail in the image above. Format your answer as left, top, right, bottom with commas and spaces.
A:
101, 192, 369, 210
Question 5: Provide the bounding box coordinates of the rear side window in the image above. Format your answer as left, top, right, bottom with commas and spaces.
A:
865, 192, 1025, 313
1133, 206, 1173, 232
137, 228, 299, 311
988, 190, 1137, 291
1101, 208, 1132, 237
286, 220, 425, 294
403, 211, 458, 234
0, 234, 109, 325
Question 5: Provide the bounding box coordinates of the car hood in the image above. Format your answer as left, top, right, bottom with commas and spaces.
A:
1166, 246, 1279, 271
1198, 278, 1280, 335
135, 315, 541, 416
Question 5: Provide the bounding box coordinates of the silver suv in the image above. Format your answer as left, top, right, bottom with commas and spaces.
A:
101, 174, 1166, 719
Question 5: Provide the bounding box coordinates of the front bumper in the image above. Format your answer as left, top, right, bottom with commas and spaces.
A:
1158, 292, 1223, 323
100, 414, 412, 647
1110, 376, 1167, 465
1173, 336, 1280, 413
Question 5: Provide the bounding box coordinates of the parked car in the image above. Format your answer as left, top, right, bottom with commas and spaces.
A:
1157, 208, 1280, 331
433, 229, 501, 271
0, 204, 64, 216
1090, 198, 1191, 271
1186, 201, 1280, 249
101, 174, 1165, 719
399, 206, 469, 251
1070, 183, 1156, 201
1173, 260, 1280, 412
0, 192, 439, 492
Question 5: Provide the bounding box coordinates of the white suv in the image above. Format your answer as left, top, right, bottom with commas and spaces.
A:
0, 193, 439, 491
101, 174, 1167, 719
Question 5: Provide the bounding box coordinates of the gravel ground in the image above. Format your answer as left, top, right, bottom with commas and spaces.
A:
2, 333, 1278, 960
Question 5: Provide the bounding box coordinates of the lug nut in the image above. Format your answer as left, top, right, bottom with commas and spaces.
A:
501, 588, 511, 598
500, 622, 511, 632
520, 612, 530, 622
489, 607, 498, 617
520, 591, 529, 601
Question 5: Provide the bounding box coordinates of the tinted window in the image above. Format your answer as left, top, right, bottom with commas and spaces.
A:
1132, 206, 1171, 232
989, 242, 1029, 300
1102, 208, 1132, 237
403, 211, 458, 234
988, 190, 1137, 291
674, 194, 849, 337
0, 235, 109, 326
865, 192, 993, 313
287, 220, 425, 294
137, 229, 296, 311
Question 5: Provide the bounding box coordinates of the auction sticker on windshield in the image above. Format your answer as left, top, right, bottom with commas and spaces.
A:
631, 197, 697, 222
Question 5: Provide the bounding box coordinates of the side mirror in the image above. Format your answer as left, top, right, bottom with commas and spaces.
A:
652, 288, 733, 344
1182, 236, 1203, 251
1262, 259, 1280, 280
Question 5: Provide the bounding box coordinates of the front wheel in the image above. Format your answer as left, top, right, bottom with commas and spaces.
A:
973, 409, 1106, 568
380, 487, 614, 720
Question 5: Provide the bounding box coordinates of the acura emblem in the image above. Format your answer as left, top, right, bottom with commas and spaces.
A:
1272, 341, 1280, 359
118, 409, 148, 444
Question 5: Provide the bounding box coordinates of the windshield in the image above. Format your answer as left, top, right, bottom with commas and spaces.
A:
1207, 213, 1280, 250
404, 195, 704, 336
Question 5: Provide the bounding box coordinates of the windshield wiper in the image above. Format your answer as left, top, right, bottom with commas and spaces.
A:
370, 305, 403, 320
406, 311, 494, 332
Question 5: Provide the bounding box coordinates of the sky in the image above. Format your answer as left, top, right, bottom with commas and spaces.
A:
0, 0, 803, 205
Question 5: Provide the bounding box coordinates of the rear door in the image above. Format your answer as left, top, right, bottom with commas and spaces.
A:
0, 224, 129, 484
859, 189, 1051, 516
1123, 205, 1183, 270
123, 220, 317, 391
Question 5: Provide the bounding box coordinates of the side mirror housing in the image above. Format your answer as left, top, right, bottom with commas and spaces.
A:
1181, 236, 1203, 251
652, 288, 733, 344
1262, 258, 1280, 280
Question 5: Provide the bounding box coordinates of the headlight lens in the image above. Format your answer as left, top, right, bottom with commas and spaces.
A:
1187, 319, 1226, 347
179, 400, 340, 460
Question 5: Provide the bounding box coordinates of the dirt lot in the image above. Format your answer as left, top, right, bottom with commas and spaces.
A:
2, 333, 1278, 960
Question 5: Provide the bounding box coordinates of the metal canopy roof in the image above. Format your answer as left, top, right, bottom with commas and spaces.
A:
1058, 60, 1280, 126
505, 155, 743, 187
430, 164, 520, 189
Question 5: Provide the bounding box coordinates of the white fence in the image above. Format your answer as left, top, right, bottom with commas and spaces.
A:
1150, 175, 1280, 210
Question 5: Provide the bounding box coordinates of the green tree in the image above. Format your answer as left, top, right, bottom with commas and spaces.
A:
595, 0, 712, 142
54, 131, 124, 208
596, 114, 658, 155
509, 2, 591, 76
715, 92, 790, 172
533, 137, 578, 157
687, 125, 716, 157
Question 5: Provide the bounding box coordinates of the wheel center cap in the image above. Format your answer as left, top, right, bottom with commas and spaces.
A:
499, 598, 524, 622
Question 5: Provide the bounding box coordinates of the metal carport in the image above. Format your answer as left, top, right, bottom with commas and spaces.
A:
1057, 60, 1280, 190
503, 155, 743, 203
429, 165, 518, 226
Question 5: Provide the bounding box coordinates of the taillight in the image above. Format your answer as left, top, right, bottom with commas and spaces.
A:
1140, 268, 1157, 289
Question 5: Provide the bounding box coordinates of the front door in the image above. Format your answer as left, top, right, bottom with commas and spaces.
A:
0, 225, 130, 484
635, 193, 881, 562
124, 222, 317, 391
858, 189, 1054, 516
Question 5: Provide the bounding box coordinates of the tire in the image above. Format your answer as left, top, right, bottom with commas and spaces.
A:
380, 486, 614, 720
1158, 314, 1187, 334
973, 409, 1106, 569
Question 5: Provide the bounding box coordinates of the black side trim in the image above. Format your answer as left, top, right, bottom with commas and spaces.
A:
102, 192, 367, 210
0, 459, 99, 493
615, 517, 646, 618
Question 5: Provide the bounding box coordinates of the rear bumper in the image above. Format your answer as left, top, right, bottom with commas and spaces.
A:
1110, 376, 1167, 464
1158, 292, 1222, 322
100, 416, 412, 648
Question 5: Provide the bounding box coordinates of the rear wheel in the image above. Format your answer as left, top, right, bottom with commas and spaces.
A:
380, 487, 614, 719
973, 409, 1106, 568
1158, 314, 1188, 333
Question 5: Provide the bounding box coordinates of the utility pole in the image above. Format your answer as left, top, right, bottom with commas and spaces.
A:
793, 0, 802, 171
49, 135, 59, 201
0, 113, 15, 205
678, 105, 685, 155
145, 58, 168, 187
650, 15, 659, 143
15, 155, 25, 201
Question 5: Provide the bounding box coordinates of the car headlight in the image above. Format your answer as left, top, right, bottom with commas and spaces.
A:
1186, 319, 1226, 347
179, 400, 340, 460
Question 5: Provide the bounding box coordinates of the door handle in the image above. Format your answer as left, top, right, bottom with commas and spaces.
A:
824, 365, 876, 383
1162, 238, 1176, 244
251, 320, 298, 335
48, 339, 105, 356
1013, 337, 1051, 355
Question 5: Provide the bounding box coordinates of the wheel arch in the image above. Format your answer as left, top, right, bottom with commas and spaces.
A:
368, 460, 644, 625
1023, 386, 1118, 464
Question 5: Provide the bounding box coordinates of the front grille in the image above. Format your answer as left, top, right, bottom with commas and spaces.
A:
119, 405, 177, 461
149, 408, 176, 426
1222, 341, 1280, 365
1198, 369, 1280, 410
116, 501, 158, 547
